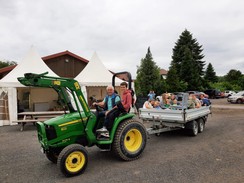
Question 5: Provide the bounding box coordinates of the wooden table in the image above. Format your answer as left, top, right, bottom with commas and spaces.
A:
14, 111, 66, 131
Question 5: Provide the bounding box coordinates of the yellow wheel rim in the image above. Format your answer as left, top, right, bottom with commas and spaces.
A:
65, 151, 86, 173
124, 129, 143, 152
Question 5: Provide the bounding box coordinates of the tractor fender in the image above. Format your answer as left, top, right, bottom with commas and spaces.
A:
109, 113, 135, 140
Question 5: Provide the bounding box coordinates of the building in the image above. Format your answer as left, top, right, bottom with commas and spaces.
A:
0, 50, 89, 79
160, 68, 168, 79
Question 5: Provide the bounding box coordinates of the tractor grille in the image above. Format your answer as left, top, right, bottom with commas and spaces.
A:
45, 125, 57, 140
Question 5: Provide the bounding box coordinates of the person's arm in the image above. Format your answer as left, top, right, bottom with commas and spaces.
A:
145, 101, 153, 109
123, 93, 132, 112
93, 98, 105, 107
105, 96, 120, 115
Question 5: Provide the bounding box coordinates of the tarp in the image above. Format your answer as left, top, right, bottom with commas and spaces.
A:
75, 52, 123, 86
0, 46, 58, 87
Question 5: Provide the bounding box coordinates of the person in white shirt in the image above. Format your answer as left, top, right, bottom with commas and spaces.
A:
143, 99, 155, 109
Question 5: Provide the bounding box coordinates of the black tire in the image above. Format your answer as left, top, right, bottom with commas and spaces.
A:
112, 119, 147, 161
197, 118, 205, 133
236, 99, 242, 104
46, 150, 59, 164
155, 133, 161, 137
186, 120, 199, 136
57, 144, 88, 177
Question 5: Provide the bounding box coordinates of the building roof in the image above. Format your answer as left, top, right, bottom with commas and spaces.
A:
0, 50, 89, 77
42, 50, 89, 63
160, 68, 168, 75
0, 65, 16, 73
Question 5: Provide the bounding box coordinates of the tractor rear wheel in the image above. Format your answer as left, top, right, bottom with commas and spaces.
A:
57, 144, 88, 177
112, 119, 147, 161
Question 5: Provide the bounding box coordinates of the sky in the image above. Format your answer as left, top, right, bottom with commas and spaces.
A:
0, 0, 244, 78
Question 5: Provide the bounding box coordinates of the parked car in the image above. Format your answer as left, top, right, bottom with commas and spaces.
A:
220, 91, 225, 98
204, 89, 221, 99
224, 90, 236, 97
186, 91, 208, 99
186, 91, 201, 99
227, 91, 244, 104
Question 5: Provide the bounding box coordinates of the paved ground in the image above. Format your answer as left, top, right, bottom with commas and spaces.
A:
0, 98, 243, 183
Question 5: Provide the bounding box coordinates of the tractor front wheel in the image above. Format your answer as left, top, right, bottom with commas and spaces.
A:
57, 144, 88, 177
112, 119, 147, 161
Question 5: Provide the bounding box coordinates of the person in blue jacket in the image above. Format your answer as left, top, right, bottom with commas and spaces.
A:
93, 85, 120, 137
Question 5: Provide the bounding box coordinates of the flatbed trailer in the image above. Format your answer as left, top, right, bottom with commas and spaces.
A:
139, 106, 211, 136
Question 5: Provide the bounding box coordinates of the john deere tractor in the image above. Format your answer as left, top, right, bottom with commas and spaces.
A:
17, 72, 147, 177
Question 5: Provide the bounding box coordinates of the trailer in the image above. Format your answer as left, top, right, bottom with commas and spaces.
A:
139, 94, 211, 136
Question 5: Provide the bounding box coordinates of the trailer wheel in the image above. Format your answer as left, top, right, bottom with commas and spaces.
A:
197, 118, 205, 133
113, 119, 147, 161
186, 120, 198, 136
57, 144, 88, 177
155, 133, 161, 137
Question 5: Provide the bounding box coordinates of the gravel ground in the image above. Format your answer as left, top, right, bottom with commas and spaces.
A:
0, 99, 243, 183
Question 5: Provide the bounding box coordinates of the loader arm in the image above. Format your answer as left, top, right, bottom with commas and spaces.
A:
17, 72, 91, 117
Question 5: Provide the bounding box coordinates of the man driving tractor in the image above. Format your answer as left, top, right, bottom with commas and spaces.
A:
93, 82, 132, 138
93, 85, 120, 137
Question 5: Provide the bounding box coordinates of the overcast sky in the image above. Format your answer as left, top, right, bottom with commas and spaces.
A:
0, 0, 244, 78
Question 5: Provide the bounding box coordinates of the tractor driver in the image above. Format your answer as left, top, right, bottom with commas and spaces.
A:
93, 85, 120, 137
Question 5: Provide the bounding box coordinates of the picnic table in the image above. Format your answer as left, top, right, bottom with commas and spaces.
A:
13, 111, 66, 131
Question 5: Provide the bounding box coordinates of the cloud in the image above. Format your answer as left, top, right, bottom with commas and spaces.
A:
0, 0, 244, 78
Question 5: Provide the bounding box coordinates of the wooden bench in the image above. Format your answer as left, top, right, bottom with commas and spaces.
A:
12, 119, 38, 131
13, 117, 53, 131
16, 111, 65, 131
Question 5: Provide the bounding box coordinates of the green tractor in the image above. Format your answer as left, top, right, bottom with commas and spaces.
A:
17, 72, 147, 177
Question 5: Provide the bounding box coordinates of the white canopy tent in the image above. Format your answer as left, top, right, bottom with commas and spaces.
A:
0, 46, 59, 126
75, 53, 124, 102
0, 46, 57, 87
75, 52, 123, 86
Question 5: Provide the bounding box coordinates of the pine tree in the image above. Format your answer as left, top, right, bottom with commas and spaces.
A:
135, 47, 161, 96
166, 63, 188, 92
205, 63, 218, 83
171, 29, 205, 90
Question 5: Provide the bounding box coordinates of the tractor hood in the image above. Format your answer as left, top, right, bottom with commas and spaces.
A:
43, 112, 88, 127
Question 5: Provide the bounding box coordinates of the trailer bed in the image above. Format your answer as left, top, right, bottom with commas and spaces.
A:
139, 106, 210, 123
139, 106, 211, 136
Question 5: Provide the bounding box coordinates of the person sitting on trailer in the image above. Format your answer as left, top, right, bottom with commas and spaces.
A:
143, 98, 155, 109
200, 94, 211, 106
188, 94, 201, 109
153, 101, 162, 109
169, 94, 178, 105
161, 93, 170, 108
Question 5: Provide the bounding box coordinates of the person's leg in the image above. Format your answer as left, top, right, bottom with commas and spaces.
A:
106, 108, 120, 130
96, 111, 108, 132
97, 111, 105, 123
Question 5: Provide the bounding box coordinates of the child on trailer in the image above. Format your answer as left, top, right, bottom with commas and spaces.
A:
153, 101, 162, 109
